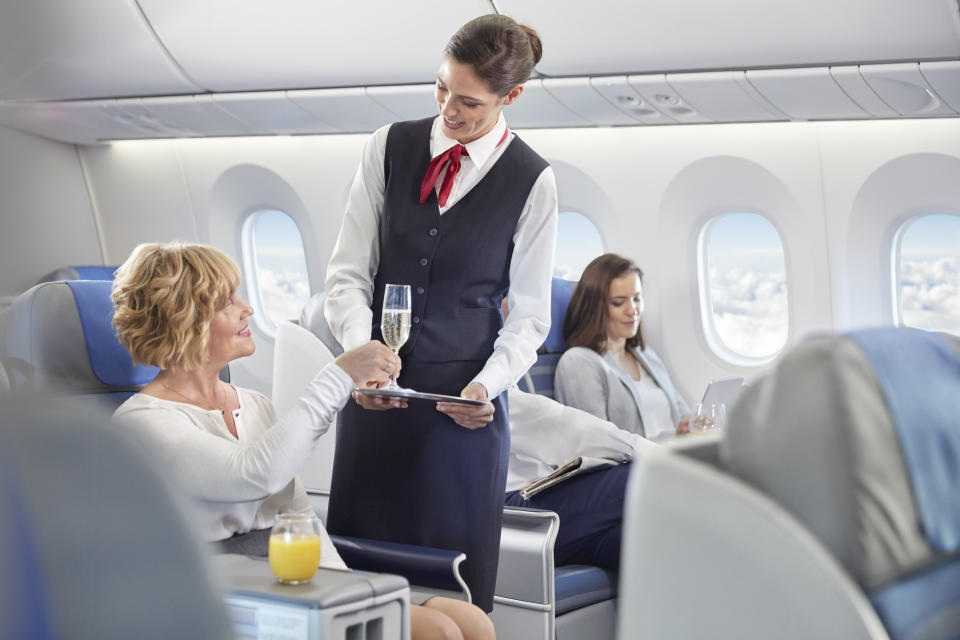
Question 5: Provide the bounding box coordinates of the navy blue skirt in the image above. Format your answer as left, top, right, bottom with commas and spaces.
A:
326, 353, 509, 612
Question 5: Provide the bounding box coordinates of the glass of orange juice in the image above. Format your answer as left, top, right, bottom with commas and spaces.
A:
268, 511, 322, 585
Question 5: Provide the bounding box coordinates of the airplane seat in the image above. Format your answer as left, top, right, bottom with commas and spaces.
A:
0, 397, 233, 639
36, 264, 119, 284
617, 327, 960, 640
299, 291, 344, 356
516, 277, 574, 398
273, 318, 339, 496
0, 280, 158, 411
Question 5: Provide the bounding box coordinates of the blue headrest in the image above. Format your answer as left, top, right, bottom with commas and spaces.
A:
71, 266, 118, 281
847, 327, 960, 554
36, 265, 119, 285
64, 281, 158, 387
541, 278, 574, 354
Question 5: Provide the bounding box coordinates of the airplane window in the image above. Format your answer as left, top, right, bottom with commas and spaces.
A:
555, 211, 604, 280
241, 210, 311, 336
701, 212, 788, 361
896, 213, 960, 336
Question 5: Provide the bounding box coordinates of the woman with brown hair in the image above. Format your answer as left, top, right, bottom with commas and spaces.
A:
555, 253, 691, 439
323, 14, 558, 614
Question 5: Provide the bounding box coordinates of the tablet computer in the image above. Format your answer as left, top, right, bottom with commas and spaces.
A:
699, 376, 744, 409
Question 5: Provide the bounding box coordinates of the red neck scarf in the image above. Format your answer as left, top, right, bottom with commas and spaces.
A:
419, 128, 509, 207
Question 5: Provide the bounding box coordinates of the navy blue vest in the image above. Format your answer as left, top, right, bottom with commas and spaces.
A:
370, 117, 549, 363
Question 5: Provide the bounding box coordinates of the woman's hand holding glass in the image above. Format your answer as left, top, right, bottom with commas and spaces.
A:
336, 341, 407, 410
689, 401, 727, 434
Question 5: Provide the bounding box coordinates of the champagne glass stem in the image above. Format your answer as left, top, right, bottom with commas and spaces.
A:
387, 348, 399, 389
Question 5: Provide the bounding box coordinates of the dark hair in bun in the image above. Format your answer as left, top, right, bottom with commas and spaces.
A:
445, 14, 542, 96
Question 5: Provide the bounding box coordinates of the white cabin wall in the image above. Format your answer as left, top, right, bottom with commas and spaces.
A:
520, 122, 834, 402
76, 117, 960, 402
0, 125, 102, 302
817, 119, 960, 331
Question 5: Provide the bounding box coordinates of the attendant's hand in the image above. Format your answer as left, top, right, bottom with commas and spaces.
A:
334, 342, 407, 410
436, 382, 495, 430
676, 416, 691, 436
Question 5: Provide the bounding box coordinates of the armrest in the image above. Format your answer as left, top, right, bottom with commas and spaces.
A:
663, 429, 724, 468
495, 506, 560, 605
330, 535, 469, 599
618, 447, 890, 640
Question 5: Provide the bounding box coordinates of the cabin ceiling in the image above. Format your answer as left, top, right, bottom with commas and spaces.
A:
0, 0, 958, 144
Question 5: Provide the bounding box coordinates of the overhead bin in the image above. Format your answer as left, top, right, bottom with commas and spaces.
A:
828, 67, 899, 117
625, 76, 712, 124
0, 0, 201, 102
859, 63, 957, 117
498, 0, 960, 77
665, 72, 787, 123
501, 79, 592, 129
590, 76, 677, 125
136, 0, 490, 91
288, 88, 399, 133
0, 102, 102, 145
212, 92, 338, 135
745, 68, 870, 120
541, 78, 636, 126
366, 85, 436, 122
2, 64, 957, 144
131, 96, 254, 138
921, 60, 960, 113
0, 100, 187, 145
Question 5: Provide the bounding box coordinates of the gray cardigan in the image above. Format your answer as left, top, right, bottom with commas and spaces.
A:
553, 345, 691, 439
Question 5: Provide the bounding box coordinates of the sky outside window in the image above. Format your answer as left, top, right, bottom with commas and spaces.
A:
554, 211, 604, 280
250, 210, 311, 328
704, 212, 788, 359
898, 213, 960, 335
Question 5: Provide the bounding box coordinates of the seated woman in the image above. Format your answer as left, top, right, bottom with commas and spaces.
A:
111, 242, 494, 640
554, 253, 691, 439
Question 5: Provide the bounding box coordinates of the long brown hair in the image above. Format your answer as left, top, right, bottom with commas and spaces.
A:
444, 14, 543, 96
563, 253, 645, 354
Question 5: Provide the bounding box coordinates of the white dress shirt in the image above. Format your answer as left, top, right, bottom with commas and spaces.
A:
506, 388, 656, 492
324, 113, 559, 398
114, 364, 355, 569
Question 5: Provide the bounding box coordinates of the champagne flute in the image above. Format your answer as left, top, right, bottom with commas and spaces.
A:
381, 283, 411, 390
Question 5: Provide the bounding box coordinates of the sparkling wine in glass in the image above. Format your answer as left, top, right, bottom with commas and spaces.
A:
381, 284, 411, 390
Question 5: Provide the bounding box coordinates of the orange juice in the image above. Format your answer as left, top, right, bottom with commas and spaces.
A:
269, 533, 322, 584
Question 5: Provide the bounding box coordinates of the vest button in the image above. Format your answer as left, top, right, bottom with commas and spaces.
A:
428, 228, 438, 237
419, 258, 428, 266
416, 287, 425, 295
412, 316, 421, 324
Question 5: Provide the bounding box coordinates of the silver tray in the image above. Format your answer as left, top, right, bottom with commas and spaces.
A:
356, 387, 487, 407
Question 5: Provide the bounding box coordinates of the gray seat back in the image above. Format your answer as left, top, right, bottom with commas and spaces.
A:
0, 397, 232, 640
0, 280, 158, 411
722, 329, 960, 639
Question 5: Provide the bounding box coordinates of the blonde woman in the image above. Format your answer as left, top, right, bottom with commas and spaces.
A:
112, 242, 494, 640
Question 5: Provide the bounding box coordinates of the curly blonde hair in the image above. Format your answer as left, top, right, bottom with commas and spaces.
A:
112, 242, 240, 370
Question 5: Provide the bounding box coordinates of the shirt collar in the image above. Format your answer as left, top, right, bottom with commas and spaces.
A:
430, 112, 509, 171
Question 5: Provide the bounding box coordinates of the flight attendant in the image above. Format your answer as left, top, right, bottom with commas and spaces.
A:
323, 14, 558, 613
